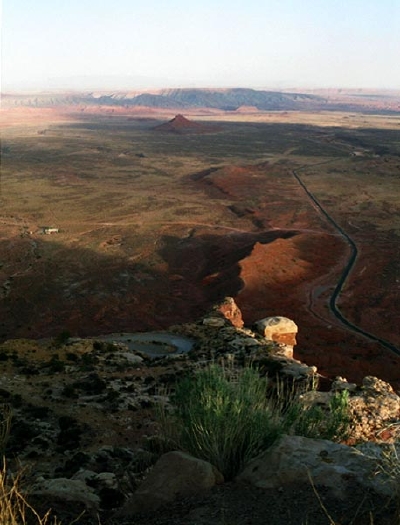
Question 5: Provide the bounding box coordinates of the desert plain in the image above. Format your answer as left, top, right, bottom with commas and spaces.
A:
1, 92, 400, 386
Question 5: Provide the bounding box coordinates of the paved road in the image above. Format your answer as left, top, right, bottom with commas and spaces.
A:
292, 168, 400, 357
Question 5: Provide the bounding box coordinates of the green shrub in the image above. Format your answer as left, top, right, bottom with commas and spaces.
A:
164, 365, 283, 480
285, 389, 351, 442
161, 365, 351, 480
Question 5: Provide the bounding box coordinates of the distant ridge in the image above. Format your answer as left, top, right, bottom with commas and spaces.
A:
95, 88, 322, 111
3, 88, 400, 113
2, 88, 323, 110
156, 88, 321, 110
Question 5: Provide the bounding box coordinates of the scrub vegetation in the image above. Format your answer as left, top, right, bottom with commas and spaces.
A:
162, 364, 350, 479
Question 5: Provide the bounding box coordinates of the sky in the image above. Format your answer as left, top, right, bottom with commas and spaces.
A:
1, 0, 400, 91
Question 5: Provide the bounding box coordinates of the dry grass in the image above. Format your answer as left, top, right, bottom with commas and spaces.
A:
0, 460, 91, 525
0, 404, 80, 525
0, 406, 12, 455
0, 461, 58, 525
378, 445, 400, 524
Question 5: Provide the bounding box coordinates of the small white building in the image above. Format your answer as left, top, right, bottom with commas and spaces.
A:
42, 227, 59, 234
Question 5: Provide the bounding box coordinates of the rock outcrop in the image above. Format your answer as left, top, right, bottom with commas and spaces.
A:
300, 374, 400, 444
211, 296, 244, 328
348, 376, 400, 443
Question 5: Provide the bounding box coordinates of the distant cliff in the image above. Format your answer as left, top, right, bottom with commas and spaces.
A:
1, 88, 324, 110
4, 87, 399, 113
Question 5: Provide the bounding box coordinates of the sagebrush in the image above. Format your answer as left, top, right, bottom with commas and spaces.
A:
161, 364, 351, 479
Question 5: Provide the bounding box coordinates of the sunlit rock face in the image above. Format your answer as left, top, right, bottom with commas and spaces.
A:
212, 297, 244, 328
254, 316, 298, 358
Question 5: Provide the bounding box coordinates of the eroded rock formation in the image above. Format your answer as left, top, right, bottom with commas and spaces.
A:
254, 316, 298, 358
211, 296, 244, 328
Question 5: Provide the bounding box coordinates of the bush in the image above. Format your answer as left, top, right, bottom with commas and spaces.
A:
164, 365, 283, 480
285, 389, 351, 442
161, 365, 351, 480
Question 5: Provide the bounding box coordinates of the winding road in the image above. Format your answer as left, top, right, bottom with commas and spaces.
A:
292, 167, 400, 356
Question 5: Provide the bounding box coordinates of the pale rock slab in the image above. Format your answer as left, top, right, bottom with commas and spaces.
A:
32, 478, 100, 511
237, 435, 389, 499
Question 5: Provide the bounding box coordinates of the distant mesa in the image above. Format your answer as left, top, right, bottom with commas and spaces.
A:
4, 88, 400, 114
154, 114, 206, 134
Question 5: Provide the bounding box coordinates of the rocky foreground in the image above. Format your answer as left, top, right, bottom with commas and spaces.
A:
1, 298, 400, 524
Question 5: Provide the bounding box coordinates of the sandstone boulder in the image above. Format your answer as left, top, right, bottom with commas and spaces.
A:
119, 451, 224, 516
254, 316, 298, 344
254, 316, 298, 358
237, 435, 389, 499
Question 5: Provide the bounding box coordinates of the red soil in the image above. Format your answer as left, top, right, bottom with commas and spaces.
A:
1, 222, 399, 388
191, 163, 400, 388
235, 236, 400, 389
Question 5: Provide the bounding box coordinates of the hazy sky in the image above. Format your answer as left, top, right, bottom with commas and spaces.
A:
2, 0, 400, 91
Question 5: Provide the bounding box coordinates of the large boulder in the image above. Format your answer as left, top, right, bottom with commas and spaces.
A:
119, 451, 224, 516
237, 435, 389, 499
254, 316, 298, 344
254, 316, 298, 358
